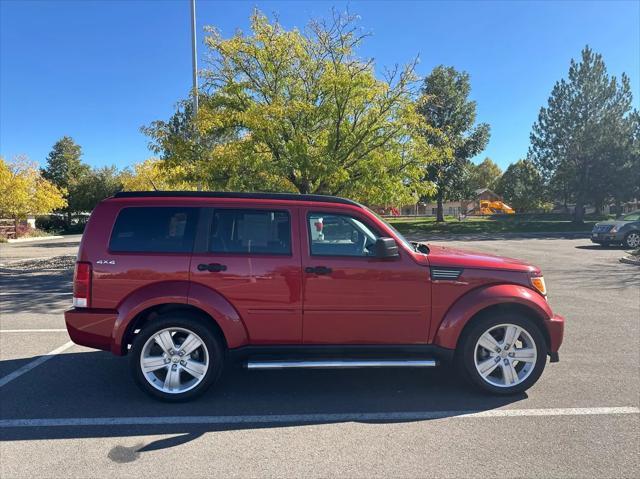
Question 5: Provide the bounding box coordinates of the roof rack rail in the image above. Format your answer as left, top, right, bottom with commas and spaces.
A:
112, 191, 362, 207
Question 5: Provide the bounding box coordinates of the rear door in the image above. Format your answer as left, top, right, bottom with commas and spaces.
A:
300, 207, 430, 344
189, 205, 303, 344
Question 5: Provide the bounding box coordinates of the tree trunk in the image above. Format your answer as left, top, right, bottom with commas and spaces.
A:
436, 191, 445, 222
573, 195, 585, 223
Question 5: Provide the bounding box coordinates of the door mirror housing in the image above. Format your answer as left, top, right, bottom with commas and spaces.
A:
374, 237, 399, 259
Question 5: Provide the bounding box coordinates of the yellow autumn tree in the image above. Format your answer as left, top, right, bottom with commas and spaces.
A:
0, 156, 67, 228
120, 158, 195, 191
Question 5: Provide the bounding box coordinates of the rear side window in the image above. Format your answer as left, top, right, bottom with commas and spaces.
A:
209, 209, 291, 255
109, 207, 198, 253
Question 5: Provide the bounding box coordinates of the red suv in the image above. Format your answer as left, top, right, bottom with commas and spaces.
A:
65, 192, 564, 401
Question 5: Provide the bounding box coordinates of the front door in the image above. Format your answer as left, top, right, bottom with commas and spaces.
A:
301, 208, 430, 344
190, 206, 303, 344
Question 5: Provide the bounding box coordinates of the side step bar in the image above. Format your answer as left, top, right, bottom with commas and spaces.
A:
245, 359, 437, 370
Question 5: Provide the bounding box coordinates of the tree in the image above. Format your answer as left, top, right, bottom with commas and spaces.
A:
144, 10, 437, 205
466, 157, 502, 192
529, 46, 637, 222
120, 158, 194, 191
41, 136, 87, 190
495, 159, 547, 213
0, 156, 67, 228
417, 66, 490, 221
41, 136, 90, 224
71, 166, 123, 213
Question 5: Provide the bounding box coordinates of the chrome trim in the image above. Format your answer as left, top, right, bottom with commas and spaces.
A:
245, 359, 437, 369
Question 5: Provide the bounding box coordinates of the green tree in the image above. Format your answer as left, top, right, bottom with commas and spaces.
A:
141, 101, 231, 186
71, 166, 123, 213
41, 136, 90, 224
529, 46, 637, 222
495, 159, 547, 213
466, 157, 502, 192
144, 10, 437, 205
0, 156, 67, 229
417, 66, 490, 222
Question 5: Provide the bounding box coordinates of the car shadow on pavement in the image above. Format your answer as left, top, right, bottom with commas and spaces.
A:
574, 245, 625, 250
0, 351, 527, 449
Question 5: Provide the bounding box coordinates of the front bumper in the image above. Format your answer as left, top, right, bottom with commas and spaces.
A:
544, 313, 565, 356
590, 232, 621, 243
65, 308, 118, 352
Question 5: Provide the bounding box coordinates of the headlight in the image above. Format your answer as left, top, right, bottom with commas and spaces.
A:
610, 226, 618, 233
530, 276, 547, 296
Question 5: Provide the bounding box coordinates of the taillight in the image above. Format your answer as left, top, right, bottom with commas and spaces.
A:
73, 262, 92, 308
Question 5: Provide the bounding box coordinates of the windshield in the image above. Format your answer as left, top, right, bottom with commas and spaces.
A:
622, 212, 640, 221
364, 207, 415, 252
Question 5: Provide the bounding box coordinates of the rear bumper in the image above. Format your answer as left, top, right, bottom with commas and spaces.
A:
65, 308, 118, 353
543, 313, 565, 354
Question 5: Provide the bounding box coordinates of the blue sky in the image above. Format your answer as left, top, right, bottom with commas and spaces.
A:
1, 0, 638, 171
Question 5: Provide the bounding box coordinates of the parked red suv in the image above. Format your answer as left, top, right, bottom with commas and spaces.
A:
65, 192, 564, 401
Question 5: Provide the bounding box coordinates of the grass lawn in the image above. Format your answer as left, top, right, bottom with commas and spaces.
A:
387, 214, 601, 236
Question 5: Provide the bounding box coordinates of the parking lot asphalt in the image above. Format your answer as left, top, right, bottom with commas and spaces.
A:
0, 236, 638, 478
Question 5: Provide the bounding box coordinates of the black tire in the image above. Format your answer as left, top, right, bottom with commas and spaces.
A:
129, 313, 225, 402
457, 312, 548, 395
623, 231, 640, 249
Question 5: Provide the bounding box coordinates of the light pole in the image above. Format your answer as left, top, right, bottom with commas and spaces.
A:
190, 0, 198, 116
190, 0, 200, 190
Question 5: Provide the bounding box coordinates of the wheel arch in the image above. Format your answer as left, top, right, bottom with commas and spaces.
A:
433, 283, 553, 352
112, 280, 249, 355
120, 303, 229, 355
453, 302, 551, 352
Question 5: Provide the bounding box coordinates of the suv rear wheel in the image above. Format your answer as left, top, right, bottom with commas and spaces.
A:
458, 313, 547, 395
130, 314, 224, 401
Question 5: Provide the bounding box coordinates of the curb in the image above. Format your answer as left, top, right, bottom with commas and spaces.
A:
619, 256, 640, 266
6, 235, 64, 244
406, 231, 591, 242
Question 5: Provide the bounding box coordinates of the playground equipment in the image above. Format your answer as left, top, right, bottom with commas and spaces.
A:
478, 200, 515, 215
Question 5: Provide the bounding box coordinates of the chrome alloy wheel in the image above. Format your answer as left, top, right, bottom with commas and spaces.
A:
474, 323, 538, 388
626, 232, 640, 248
140, 327, 210, 394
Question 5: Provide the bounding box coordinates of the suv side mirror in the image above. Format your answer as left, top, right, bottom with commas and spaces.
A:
374, 237, 399, 259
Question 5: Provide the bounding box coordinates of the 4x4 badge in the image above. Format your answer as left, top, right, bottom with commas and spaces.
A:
96, 260, 116, 265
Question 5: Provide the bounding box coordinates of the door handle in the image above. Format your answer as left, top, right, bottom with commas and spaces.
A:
305, 266, 332, 275
198, 263, 227, 272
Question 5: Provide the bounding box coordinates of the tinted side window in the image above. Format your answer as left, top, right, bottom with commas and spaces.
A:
308, 213, 379, 257
109, 207, 198, 253
209, 209, 291, 255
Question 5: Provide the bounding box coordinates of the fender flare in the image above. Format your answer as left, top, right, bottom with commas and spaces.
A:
187, 282, 249, 348
433, 283, 552, 350
111, 281, 249, 354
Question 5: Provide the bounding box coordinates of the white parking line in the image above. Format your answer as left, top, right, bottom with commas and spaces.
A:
0, 329, 68, 333
0, 407, 637, 428
0, 292, 71, 296
0, 341, 74, 388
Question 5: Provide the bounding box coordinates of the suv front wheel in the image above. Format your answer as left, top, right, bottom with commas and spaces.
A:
458, 313, 548, 395
130, 314, 224, 401
624, 231, 640, 249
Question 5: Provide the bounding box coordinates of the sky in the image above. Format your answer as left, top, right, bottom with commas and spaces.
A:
1, 0, 639, 172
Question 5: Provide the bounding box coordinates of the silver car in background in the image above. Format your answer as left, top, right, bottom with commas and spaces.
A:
591, 211, 640, 248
